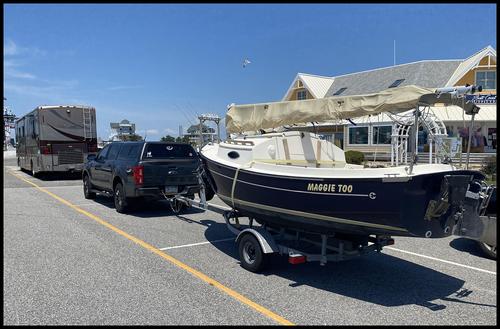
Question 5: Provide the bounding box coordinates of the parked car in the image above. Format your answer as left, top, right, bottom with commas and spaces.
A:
82, 141, 205, 213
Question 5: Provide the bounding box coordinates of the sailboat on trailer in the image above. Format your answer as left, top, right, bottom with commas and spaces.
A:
200, 85, 494, 241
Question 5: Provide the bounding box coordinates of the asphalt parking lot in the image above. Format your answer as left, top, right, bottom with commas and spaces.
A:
3, 157, 497, 325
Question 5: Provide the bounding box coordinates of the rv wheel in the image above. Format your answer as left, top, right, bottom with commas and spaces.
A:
30, 161, 38, 178
238, 234, 268, 272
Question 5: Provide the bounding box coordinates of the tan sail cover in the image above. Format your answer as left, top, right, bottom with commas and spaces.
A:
226, 85, 436, 134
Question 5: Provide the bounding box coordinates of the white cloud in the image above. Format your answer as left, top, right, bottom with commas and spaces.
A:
163, 128, 177, 135
4, 40, 19, 56
5, 69, 36, 80
146, 129, 159, 135
4, 39, 47, 57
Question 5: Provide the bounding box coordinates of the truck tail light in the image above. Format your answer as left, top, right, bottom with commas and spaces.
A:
132, 165, 144, 185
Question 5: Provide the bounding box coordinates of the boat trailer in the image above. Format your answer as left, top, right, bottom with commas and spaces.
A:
223, 210, 395, 272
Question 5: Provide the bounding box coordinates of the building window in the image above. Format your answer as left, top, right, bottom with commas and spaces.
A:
333, 87, 347, 96
388, 79, 405, 88
372, 125, 392, 144
348, 126, 369, 144
297, 90, 307, 100
476, 71, 496, 90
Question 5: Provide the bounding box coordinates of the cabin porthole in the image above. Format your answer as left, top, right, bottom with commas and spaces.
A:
227, 151, 240, 159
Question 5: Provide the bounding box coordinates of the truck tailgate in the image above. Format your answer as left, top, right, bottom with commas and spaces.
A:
141, 159, 200, 187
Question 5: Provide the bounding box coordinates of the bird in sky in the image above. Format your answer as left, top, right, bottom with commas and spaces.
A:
242, 58, 251, 68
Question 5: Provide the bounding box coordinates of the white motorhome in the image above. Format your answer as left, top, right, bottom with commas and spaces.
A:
15, 105, 97, 176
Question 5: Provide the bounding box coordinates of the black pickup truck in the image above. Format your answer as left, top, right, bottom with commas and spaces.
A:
82, 141, 206, 213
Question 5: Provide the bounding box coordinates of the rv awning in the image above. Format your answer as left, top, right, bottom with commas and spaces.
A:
225, 85, 479, 134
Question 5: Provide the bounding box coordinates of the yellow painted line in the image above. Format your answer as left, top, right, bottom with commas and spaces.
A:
8, 171, 294, 326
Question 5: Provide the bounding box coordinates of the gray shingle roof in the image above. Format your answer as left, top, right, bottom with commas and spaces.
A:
325, 60, 462, 97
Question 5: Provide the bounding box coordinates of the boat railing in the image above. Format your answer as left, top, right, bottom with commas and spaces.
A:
225, 140, 255, 146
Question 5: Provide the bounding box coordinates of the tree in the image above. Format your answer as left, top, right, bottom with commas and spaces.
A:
175, 135, 191, 143
117, 133, 143, 141
161, 135, 176, 142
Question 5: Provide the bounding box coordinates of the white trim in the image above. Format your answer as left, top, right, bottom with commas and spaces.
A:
282, 73, 334, 101
446, 46, 497, 86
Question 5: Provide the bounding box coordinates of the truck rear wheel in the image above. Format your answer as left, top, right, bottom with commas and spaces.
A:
114, 182, 130, 213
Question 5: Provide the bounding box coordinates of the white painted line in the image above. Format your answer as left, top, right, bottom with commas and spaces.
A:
385, 247, 496, 275
159, 238, 235, 251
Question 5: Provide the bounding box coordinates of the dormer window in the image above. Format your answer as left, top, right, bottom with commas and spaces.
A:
297, 90, 307, 100
388, 79, 405, 88
476, 71, 496, 90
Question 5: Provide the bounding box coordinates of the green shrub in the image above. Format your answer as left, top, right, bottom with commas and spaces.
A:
345, 150, 365, 165
480, 156, 497, 176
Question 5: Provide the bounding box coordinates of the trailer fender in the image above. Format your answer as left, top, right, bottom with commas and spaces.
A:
236, 228, 279, 254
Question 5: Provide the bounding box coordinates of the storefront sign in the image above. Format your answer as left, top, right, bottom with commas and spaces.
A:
465, 94, 496, 104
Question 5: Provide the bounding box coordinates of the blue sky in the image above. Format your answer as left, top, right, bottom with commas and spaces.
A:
4, 4, 496, 140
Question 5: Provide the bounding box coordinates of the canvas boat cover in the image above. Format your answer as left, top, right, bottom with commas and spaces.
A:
225, 85, 477, 134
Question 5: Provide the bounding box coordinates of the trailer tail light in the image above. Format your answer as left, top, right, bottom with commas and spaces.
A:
40, 145, 51, 155
288, 254, 306, 265
132, 165, 144, 185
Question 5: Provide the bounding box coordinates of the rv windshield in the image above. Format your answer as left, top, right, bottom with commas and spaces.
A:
142, 143, 197, 159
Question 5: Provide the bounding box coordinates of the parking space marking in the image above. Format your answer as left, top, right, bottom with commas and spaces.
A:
8, 171, 294, 326
159, 238, 235, 251
385, 247, 496, 275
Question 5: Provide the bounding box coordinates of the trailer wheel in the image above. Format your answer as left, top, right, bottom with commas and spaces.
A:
83, 175, 96, 199
114, 182, 130, 213
238, 234, 268, 272
477, 241, 496, 259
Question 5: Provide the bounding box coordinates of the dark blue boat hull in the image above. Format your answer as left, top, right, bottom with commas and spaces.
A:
201, 155, 484, 238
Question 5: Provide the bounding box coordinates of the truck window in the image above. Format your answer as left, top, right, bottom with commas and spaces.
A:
142, 143, 196, 159
117, 144, 142, 160
97, 144, 111, 161
107, 143, 121, 160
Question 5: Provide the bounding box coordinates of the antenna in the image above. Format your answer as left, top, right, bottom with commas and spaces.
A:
393, 40, 396, 66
